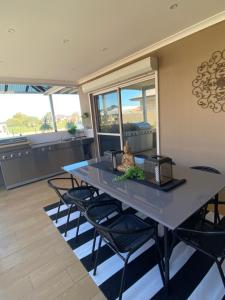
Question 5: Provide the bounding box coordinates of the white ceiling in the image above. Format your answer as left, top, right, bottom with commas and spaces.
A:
0, 0, 224, 85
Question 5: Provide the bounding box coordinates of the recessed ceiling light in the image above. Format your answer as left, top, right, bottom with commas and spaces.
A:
169, 3, 178, 10
8, 28, 15, 33
63, 38, 70, 44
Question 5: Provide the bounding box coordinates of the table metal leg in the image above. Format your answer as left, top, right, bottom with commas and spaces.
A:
214, 194, 219, 224
71, 174, 74, 188
164, 226, 169, 293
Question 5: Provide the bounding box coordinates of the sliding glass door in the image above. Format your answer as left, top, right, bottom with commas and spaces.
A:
120, 78, 157, 156
92, 76, 158, 157
94, 90, 122, 155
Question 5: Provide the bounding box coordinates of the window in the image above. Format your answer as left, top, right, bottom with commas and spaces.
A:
96, 91, 119, 133
93, 77, 158, 156
51, 94, 81, 131
0, 91, 82, 139
121, 79, 157, 129
120, 79, 157, 154
121, 88, 145, 125
0, 94, 54, 138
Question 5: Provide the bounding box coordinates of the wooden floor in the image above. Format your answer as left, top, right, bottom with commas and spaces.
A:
0, 178, 225, 300
0, 178, 105, 300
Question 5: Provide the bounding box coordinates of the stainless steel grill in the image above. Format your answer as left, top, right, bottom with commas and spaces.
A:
123, 122, 153, 153
0, 137, 92, 189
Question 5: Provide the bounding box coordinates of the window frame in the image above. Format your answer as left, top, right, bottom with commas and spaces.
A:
0, 93, 81, 138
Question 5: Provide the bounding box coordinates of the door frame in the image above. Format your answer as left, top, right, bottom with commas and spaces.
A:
90, 88, 122, 157
89, 72, 160, 157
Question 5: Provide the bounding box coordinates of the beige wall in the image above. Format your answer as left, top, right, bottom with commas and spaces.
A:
155, 20, 225, 172
78, 21, 225, 172
78, 87, 92, 128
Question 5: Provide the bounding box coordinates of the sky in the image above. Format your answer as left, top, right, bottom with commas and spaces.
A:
0, 93, 81, 122
98, 89, 142, 110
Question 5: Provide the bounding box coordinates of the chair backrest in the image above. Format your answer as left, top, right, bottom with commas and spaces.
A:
85, 201, 121, 250
191, 165, 221, 174
48, 177, 79, 201
85, 202, 153, 252
66, 186, 98, 211
177, 222, 225, 257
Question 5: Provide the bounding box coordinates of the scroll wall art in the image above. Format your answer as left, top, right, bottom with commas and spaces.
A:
192, 49, 225, 113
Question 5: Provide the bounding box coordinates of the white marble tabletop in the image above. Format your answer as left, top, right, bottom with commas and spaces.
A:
63, 158, 225, 230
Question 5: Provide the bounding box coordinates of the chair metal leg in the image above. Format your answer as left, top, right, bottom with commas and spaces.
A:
71, 174, 74, 188
64, 205, 73, 237
216, 260, 225, 288
214, 194, 220, 224
93, 236, 102, 276
91, 228, 97, 261
118, 253, 131, 300
201, 205, 208, 222
55, 201, 62, 224
75, 211, 82, 239
220, 257, 225, 265
95, 189, 100, 197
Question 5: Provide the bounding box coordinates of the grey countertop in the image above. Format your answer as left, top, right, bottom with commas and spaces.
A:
31, 137, 93, 149
0, 137, 94, 152
63, 157, 225, 230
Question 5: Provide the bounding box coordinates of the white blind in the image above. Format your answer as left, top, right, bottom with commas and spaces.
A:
81, 57, 158, 93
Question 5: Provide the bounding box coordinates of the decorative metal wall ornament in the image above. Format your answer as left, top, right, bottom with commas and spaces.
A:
192, 49, 225, 113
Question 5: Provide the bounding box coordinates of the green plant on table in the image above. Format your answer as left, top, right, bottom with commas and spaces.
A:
115, 166, 145, 181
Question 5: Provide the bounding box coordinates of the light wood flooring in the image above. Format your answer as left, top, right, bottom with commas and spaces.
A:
0, 177, 225, 300
0, 177, 105, 300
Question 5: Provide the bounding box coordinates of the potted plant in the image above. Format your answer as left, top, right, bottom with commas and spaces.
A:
115, 166, 145, 181
81, 112, 90, 128
67, 122, 77, 136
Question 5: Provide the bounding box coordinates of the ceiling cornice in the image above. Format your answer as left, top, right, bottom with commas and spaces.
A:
78, 11, 225, 85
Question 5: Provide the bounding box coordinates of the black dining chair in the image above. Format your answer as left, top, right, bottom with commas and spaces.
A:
86, 196, 123, 260
171, 217, 225, 288
48, 177, 98, 236
85, 201, 165, 300
191, 165, 224, 224
66, 189, 123, 258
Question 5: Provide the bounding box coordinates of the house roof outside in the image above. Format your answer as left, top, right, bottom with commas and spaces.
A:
0, 84, 77, 94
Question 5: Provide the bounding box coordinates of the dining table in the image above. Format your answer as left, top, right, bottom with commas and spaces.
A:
63, 157, 225, 293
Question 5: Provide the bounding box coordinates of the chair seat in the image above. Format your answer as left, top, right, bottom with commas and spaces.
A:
88, 193, 122, 221
109, 214, 155, 253
176, 219, 225, 257
63, 188, 94, 205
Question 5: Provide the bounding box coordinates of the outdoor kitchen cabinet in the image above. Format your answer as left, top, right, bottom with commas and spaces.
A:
0, 138, 93, 189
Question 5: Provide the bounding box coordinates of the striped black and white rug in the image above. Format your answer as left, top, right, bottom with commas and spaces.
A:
44, 202, 225, 300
